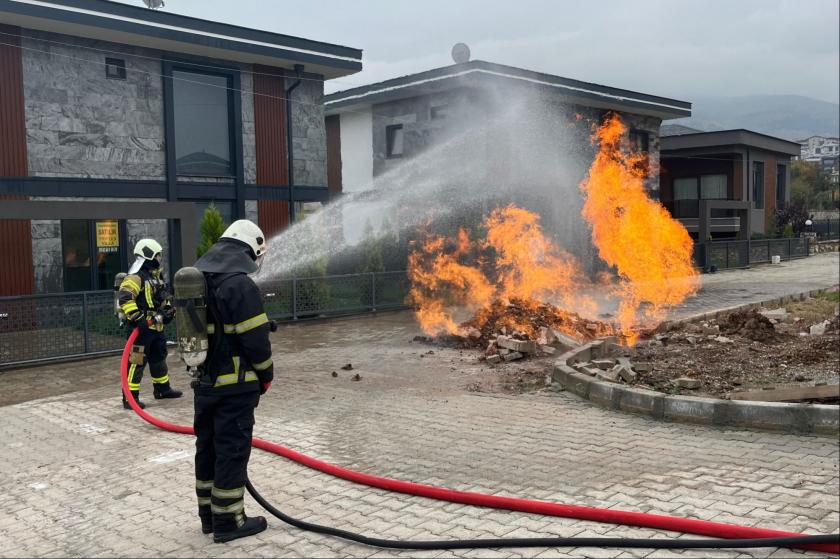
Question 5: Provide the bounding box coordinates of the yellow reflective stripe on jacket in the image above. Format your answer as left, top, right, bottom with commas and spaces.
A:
121, 301, 139, 313
252, 357, 273, 371
206, 324, 235, 335
234, 313, 268, 334
212, 486, 244, 499
213, 371, 258, 387
120, 278, 141, 294
145, 284, 154, 308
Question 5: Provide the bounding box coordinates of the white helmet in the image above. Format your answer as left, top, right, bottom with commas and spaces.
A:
133, 238, 163, 260
221, 220, 267, 259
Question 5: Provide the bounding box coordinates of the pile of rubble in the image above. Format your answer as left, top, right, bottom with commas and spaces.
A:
481, 326, 583, 364
568, 351, 655, 386
462, 298, 615, 346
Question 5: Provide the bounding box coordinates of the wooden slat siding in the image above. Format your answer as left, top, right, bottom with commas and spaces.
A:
325, 114, 342, 195
0, 25, 34, 296
253, 65, 290, 237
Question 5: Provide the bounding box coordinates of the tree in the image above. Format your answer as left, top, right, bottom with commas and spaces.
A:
774, 203, 809, 236
197, 203, 225, 257
790, 160, 836, 210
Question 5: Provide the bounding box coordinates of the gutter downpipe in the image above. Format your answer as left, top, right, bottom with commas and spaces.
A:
286, 64, 304, 225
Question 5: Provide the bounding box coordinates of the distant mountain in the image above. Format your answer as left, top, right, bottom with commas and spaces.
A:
669, 95, 839, 141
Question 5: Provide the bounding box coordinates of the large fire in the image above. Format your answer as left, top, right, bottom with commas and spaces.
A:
581, 114, 699, 341
407, 113, 699, 344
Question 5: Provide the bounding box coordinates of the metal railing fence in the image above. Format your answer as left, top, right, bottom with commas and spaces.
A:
0, 270, 409, 368
693, 237, 809, 270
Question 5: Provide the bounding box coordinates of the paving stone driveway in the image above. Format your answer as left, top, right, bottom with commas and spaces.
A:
0, 254, 838, 558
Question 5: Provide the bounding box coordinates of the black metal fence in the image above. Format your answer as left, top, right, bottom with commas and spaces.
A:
693, 237, 809, 270
811, 219, 840, 240
0, 270, 410, 369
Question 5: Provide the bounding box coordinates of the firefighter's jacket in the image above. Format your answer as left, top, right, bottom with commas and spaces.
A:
119, 268, 169, 332
199, 271, 274, 395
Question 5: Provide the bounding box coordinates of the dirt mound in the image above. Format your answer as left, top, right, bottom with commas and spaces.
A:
720, 308, 778, 343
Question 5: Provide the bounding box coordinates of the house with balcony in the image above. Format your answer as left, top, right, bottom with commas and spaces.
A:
0, 0, 362, 295
659, 129, 801, 239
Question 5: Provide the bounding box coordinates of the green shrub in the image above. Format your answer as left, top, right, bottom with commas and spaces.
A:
198, 203, 226, 257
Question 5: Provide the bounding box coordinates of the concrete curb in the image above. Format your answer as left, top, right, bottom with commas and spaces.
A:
552, 340, 840, 436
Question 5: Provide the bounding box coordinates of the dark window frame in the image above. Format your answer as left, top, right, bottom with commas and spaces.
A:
752, 161, 765, 210
628, 129, 650, 154
169, 67, 237, 178
430, 105, 448, 120
776, 164, 786, 208
105, 57, 127, 80
162, 56, 245, 232
386, 124, 404, 158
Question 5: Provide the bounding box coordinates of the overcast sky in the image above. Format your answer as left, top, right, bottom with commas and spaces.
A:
119, 0, 839, 104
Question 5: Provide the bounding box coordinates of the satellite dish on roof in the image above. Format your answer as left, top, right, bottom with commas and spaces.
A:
451, 43, 471, 64
143, 0, 165, 8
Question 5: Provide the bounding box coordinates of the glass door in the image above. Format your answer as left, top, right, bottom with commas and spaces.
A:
62, 220, 92, 292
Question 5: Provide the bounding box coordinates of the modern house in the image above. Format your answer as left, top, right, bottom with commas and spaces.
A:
0, 0, 362, 295
323, 58, 691, 196
659, 129, 801, 238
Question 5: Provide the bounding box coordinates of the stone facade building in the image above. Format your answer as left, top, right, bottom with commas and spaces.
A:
0, 0, 361, 295
323, 59, 689, 269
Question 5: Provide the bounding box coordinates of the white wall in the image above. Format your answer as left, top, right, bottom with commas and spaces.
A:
339, 109, 373, 192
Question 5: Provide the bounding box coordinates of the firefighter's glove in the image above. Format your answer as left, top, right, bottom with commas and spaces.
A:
260, 381, 272, 395
161, 307, 176, 324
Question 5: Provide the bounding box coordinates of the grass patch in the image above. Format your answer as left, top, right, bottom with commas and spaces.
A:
816, 290, 840, 303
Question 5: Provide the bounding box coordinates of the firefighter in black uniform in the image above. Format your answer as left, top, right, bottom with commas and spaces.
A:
192, 219, 274, 543
118, 239, 182, 409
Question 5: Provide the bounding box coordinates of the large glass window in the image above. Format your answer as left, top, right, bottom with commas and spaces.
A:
752, 161, 764, 209
173, 70, 233, 176
700, 174, 727, 199
672, 177, 698, 218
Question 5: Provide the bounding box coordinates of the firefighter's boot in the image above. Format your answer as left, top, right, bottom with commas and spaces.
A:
122, 390, 146, 410
199, 505, 213, 535
153, 382, 183, 399
213, 515, 267, 543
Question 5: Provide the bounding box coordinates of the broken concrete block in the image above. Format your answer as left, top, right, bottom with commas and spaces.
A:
596, 369, 620, 383
579, 366, 600, 377
537, 326, 555, 346
714, 336, 734, 343
539, 345, 556, 355
810, 321, 829, 336
550, 329, 581, 350
462, 326, 482, 339
502, 351, 523, 362
496, 336, 537, 354
760, 308, 789, 321
599, 336, 619, 355
632, 362, 652, 372
675, 377, 701, 389
611, 364, 637, 383
592, 358, 615, 370
486, 354, 502, 364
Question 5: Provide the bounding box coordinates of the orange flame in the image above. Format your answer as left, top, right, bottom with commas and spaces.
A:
407, 113, 699, 344
407, 206, 591, 337
580, 113, 699, 341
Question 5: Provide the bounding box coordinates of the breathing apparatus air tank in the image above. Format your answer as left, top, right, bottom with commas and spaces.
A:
173, 266, 208, 367
113, 272, 127, 323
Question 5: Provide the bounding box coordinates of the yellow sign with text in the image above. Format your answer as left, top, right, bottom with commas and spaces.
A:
96, 220, 119, 249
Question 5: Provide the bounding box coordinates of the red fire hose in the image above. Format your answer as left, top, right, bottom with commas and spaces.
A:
121, 328, 839, 553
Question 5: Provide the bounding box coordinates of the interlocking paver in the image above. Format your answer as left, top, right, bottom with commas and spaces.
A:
0, 254, 838, 558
